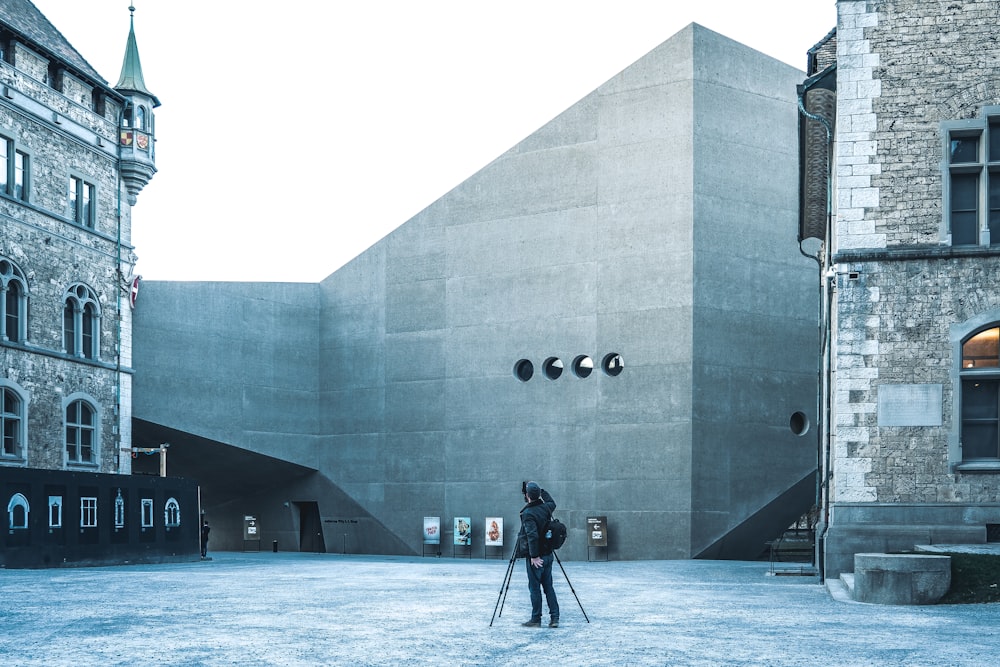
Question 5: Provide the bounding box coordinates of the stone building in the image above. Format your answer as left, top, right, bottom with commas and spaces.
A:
0, 2, 198, 567
132, 24, 820, 561
803, 1, 1000, 579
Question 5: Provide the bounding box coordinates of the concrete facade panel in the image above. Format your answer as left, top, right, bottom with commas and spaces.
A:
385, 332, 446, 383
386, 380, 446, 433
445, 263, 597, 329
515, 91, 598, 154
595, 196, 693, 262
320, 387, 384, 435
444, 206, 599, 278
320, 344, 385, 392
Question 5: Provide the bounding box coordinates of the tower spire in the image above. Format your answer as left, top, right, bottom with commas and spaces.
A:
115, 4, 159, 206
116, 5, 159, 107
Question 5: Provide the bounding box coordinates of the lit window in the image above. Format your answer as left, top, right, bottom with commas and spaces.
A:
961, 326, 1000, 460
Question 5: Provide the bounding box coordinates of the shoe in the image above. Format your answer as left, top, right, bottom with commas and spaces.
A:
521, 619, 541, 627
549, 618, 559, 628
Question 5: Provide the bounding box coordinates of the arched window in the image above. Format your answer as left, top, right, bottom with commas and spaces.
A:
960, 325, 1000, 460
65, 398, 97, 466
0, 257, 27, 343
1, 382, 26, 461
7, 492, 28, 529
63, 283, 100, 359
164, 497, 180, 527
135, 105, 146, 131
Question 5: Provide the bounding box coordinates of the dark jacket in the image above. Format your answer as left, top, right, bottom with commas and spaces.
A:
516, 488, 556, 558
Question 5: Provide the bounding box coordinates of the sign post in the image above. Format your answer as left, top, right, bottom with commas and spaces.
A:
587, 516, 609, 561
243, 515, 261, 552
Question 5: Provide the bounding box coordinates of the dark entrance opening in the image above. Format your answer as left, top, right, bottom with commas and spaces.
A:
295, 501, 326, 553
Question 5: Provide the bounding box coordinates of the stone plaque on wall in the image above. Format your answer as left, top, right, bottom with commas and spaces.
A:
877, 384, 942, 427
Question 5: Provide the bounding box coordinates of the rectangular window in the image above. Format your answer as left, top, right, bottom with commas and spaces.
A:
49, 496, 62, 528
69, 176, 96, 228
944, 114, 1000, 246
0, 136, 28, 201
2, 415, 17, 456
0, 139, 7, 193
63, 303, 76, 354
950, 172, 979, 245
5, 284, 19, 343
961, 379, 1000, 459
80, 497, 98, 528
14, 150, 26, 199
141, 498, 154, 528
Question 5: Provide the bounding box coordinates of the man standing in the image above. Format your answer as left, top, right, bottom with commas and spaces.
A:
201, 519, 211, 559
516, 481, 560, 628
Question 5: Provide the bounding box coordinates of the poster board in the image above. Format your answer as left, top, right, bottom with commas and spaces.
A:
423, 516, 441, 544
485, 517, 503, 546
454, 517, 472, 546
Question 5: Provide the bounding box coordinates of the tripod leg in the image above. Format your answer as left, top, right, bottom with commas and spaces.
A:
553, 551, 590, 623
490, 552, 518, 627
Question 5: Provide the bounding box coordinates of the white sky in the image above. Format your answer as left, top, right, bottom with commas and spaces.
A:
30, 1, 836, 283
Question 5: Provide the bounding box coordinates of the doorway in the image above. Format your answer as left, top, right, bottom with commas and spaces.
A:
294, 501, 326, 553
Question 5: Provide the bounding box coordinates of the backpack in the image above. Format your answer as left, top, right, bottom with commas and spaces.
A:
544, 516, 567, 551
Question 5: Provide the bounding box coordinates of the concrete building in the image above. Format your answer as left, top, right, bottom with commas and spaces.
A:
801, 0, 1000, 579
0, 2, 199, 567
133, 24, 819, 561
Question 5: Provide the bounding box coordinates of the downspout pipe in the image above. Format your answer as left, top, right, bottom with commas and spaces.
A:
115, 99, 129, 474
797, 72, 834, 582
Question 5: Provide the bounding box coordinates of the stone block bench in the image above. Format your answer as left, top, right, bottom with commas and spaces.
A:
852, 553, 951, 605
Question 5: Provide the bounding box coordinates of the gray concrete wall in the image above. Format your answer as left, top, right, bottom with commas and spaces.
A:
133, 24, 818, 560
689, 28, 819, 555
132, 281, 321, 461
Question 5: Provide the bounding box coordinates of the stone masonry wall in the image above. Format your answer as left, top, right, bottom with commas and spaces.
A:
1, 57, 132, 474
833, 0, 1000, 505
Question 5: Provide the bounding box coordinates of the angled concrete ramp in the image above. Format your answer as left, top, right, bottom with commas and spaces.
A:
694, 471, 817, 560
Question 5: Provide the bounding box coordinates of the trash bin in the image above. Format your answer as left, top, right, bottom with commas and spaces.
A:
272, 540, 278, 553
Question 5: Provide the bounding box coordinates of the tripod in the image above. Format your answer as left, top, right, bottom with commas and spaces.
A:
490, 550, 590, 626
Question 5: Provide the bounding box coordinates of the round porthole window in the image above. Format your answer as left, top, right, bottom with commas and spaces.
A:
573, 355, 594, 378
790, 411, 810, 436
543, 357, 564, 380
514, 359, 534, 382
602, 353, 624, 376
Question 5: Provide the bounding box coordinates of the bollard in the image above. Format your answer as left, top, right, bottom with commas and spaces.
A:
272, 540, 278, 553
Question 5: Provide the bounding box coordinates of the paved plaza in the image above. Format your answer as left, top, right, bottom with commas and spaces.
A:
1, 551, 998, 666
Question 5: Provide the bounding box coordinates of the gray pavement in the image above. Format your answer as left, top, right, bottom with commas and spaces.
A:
2, 551, 998, 666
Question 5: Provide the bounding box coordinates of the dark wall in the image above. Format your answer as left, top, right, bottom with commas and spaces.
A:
0, 467, 200, 568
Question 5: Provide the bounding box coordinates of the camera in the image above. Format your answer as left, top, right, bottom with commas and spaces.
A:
521, 480, 527, 495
